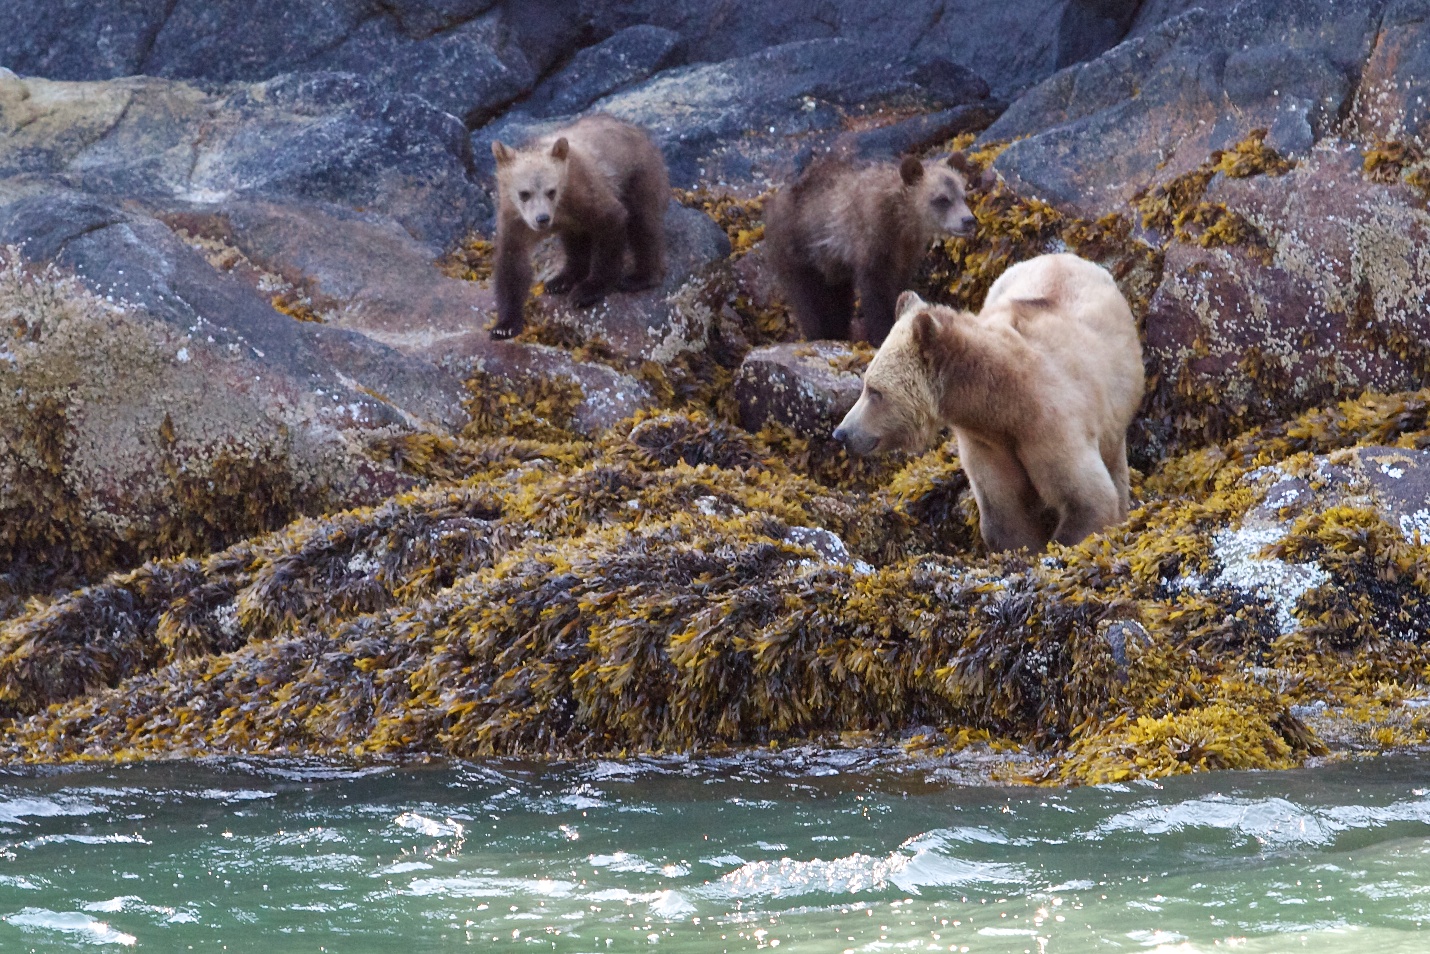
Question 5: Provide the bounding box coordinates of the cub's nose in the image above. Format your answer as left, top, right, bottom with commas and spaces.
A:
534, 213, 552, 228
832, 425, 849, 444
959, 215, 977, 233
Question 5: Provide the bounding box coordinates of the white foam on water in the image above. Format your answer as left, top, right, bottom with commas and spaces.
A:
5, 908, 137, 946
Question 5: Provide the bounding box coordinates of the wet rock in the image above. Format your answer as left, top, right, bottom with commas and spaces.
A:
1348, 0, 1430, 144
988, 1, 1382, 216
0, 0, 171, 80
435, 336, 657, 437
525, 25, 681, 119
531, 203, 731, 363
1099, 619, 1151, 670
160, 199, 494, 355
1248, 446, 1430, 544
734, 342, 864, 437
1, 0, 581, 130
579, 0, 1142, 99
476, 38, 994, 190
0, 69, 485, 247
0, 192, 476, 587
0, 185, 467, 432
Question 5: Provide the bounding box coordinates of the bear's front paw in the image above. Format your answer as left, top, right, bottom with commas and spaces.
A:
570, 281, 610, 308
489, 315, 524, 339
545, 271, 580, 295
617, 272, 661, 294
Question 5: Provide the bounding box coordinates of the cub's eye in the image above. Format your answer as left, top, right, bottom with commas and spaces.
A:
518, 190, 531, 202
866, 387, 883, 402
545, 189, 557, 200
931, 196, 952, 208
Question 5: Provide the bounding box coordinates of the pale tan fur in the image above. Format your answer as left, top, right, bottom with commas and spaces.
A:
834, 253, 1145, 552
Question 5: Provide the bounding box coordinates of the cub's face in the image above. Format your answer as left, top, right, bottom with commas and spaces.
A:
833, 292, 944, 456
920, 163, 977, 238
493, 138, 570, 233
900, 154, 980, 239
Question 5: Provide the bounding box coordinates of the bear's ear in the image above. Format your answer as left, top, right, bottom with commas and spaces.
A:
973, 167, 996, 191
550, 137, 570, 161
911, 310, 938, 352
899, 155, 924, 186
946, 151, 974, 175
492, 141, 515, 166
896, 290, 926, 316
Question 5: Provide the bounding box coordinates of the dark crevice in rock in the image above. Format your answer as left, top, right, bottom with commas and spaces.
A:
135, 0, 183, 75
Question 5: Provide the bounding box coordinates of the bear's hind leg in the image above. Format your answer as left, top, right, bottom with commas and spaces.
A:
618, 170, 668, 293
785, 264, 854, 341
1104, 436, 1131, 520
546, 232, 592, 295
958, 432, 1049, 552
1025, 442, 1122, 547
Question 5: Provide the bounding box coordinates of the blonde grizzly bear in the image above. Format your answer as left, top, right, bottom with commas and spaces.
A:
765, 153, 986, 345
490, 114, 670, 339
834, 253, 1145, 552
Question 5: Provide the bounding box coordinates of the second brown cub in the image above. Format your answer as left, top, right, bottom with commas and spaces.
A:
765, 153, 984, 345
490, 114, 670, 339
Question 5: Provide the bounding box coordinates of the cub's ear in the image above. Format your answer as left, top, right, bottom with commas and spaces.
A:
973, 167, 997, 191
896, 290, 926, 316
492, 141, 515, 166
550, 137, 570, 161
899, 155, 924, 186
911, 310, 938, 353
946, 151, 974, 175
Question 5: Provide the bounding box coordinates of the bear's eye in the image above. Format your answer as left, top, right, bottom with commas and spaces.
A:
518, 190, 532, 202
545, 189, 556, 200
866, 387, 883, 402
931, 196, 952, 209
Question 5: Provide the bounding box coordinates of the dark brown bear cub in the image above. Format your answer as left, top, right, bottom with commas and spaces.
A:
489, 114, 670, 339
765, 153, 984, 345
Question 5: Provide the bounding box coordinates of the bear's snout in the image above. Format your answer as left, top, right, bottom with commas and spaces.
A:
833, 423, 879, 456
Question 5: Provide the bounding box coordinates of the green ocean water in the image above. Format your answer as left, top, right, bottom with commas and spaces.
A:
1, 751, 1429, 952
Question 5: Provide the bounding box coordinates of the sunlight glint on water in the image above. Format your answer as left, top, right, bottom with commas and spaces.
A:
0, 754, 1426, 951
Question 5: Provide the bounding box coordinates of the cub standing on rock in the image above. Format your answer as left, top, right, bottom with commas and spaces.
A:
833, 253, 1144, 552
489, 114, 670, 339
765, 153, 985, 345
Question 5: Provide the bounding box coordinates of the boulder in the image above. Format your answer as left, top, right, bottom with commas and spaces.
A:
475, 38, 995, 190
0, 187, 478, 588
529, 203, 732, 363
577, 0, 1142, 99
986, 1, 1384, 216
734, 341, 865, 437
1135, 145, 1430, 456
447, 339, 658, 436
160, 199, 495, 354
0, 0, 582, 130
525, 25, 681, 119
0, 69, 485, 247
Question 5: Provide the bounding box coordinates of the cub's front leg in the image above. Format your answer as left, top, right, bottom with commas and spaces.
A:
545, 231, 593, 295
570, 206, 629, 308
491, 215, 535, 339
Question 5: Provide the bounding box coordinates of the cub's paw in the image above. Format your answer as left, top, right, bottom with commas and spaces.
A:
545, 271, 580, 295
489, 316, 524, 340
617, 273, 661, 293
570, 281, 610, 308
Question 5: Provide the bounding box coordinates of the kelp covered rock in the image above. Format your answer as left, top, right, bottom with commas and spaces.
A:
7, 388, 1430, 782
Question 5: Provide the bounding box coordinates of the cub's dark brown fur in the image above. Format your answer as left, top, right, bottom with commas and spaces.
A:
765, 153, 984, 345
490, 114, 670, 338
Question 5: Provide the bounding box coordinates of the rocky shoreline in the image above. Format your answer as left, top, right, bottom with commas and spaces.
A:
4, 0, 1430, 782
